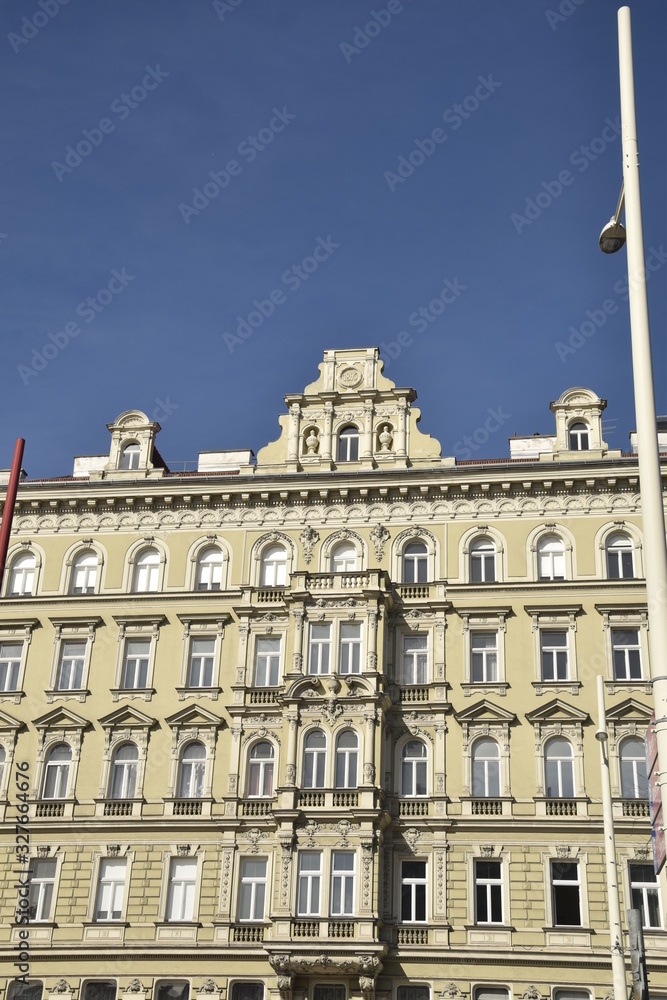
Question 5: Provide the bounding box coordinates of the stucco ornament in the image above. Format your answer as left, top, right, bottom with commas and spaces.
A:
370, 523, 390, 560
299, 526, 320, 564
51, 982, 71, 994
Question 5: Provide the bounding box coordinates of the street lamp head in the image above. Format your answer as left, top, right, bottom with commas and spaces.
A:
595, 728, 608, 743
599, 217, 627, 253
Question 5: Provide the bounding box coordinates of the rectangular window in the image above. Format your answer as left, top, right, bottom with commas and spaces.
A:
313, 988, 346, 1000
629, 863, 662, 929
541, 631, 569, 682
166, 858, 197, 922
28, 859, 57, 921
402, 635, 428, 685
155, 984, 189, 1000
397, 988, 430, 1000
330, 852, 355, 916
339, 623, 362, 675
231, 986, 264, 1000
471, 632, 498, 683
400, 860, 427, 922
7, 986, 44, 1000
121, 640, 150, 689
475, 860, 503, 924
81, 984, 116, 1000
94, 859, 127, 921
0, 642, 22, 692
238, 858, 267, 921
308, 624, 331, 675
297, 851, 322, 916
254, 637, 280, 687
56, 640, 86, 690
187, 637, 215, 688
551, 861, 581, 926
612, 629, 642, 680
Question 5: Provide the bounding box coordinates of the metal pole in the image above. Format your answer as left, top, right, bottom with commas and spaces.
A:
0, 438, 25, 590
597, 676, 628, 1000
617, 4, 667, 873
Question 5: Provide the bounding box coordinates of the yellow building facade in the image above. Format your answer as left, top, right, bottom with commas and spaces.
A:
0, 348, 665, 1000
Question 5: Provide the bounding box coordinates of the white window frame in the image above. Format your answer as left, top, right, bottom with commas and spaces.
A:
470, 631, 499, 684
177, 742, 207, 799
46, 619, 99, 703
338, 622, 362, 674
460, 610, 509, 695
245, 740, 275, 798
41, 743, 72, 800
0, 637, 27, 699
302, 730, 327, 788
337, 426, 360, 463
568, 422, 589, 451
330, 851, 355, 917
237, 856, 268, 922
618, 737, 649, 799
334, 730, 359, 789
401, 633, 429, 685
165, 856, 199, 922
527, 607, 580, 695
186, 636, 216, 688
120, 638, 151, 690
132, 548, 161, 593
400, 738, 428, 798
297, 850, 322, 917
331, 543, 358, 573
544, 737, 576, 799
540, 630, 570, 683
471, 737, 501, 798
195, 546, 224, 591
400, 858, 427, 923
112, 616, 164, 702
470, 537, 497, 583
254, 635, 281, 687
260, 545, 287, 587
108, 742, 139, 800
549, 858, 583, 927
474, 858, 504, 925
69, 550, 99, 595
606, 533, 635, 579
119, 442, 141, 470
628, 862, 663, 930
6, 550, 38, 597
402, 541, 429, 584
94, 857, 128, 922
27, 857, 58, 922
598, 607, 651, 692
611, 627, 643, 680
308, 623, 332, 675
537, 534, 567, 582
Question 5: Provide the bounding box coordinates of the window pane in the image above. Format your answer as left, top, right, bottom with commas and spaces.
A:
397, 988, 429, 1000
82, 984, 116, 1000
7, 986, 44, 1000
231, 986, 264, 1000
155, 985, 189, 1000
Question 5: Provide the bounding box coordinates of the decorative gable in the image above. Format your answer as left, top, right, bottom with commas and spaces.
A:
256, 347, 449, 473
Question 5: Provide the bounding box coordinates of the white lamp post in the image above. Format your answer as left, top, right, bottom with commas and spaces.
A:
599, 1, 667, 874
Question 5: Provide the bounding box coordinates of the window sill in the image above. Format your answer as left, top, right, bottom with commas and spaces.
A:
544, 926, 593, 949
532, 680, 582, 696
605, 679, 651, 695
461, 682, 509, 698
110, 687, 155, 703
45, 688, 89, 704
0, 689, 24, 704
176, 686, 221, 701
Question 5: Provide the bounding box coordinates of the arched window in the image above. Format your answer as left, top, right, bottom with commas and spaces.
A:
246, 741, 274, 798
177, 742, 206, 799
42, 744, 71, 799
260, 545, 287, 587
195, 546, 224, 591
337, 426, 360, 463
606, 533, 635, 579
70, 550, 98, 594
132, 548, 160, 593
568, 422, 589, 451
403, 542, 428, 584
331, 543, 357, 573
8, 552, 36, 596
334, 730, 358, 789
401, 739, 428, 797
620, 737, 648, 799
545, 737, 575, 798
471, 738, 500, 797
119, 442, 141, 470
470, 538, 496, 583
537, 535, 565, 581
108, 743, 138, 799
302, 731, 326, 789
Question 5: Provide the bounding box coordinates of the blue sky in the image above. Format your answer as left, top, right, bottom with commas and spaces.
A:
2, 0, 666, 476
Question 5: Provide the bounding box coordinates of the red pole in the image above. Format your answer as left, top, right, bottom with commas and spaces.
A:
0, 438, 25, 590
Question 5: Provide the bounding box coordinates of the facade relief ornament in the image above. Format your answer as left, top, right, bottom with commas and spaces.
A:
299, 526, 320, 564
51, 982, 71, 994
370, 523, 390, 560
555, 845, 571, 858
124, 983, 145, 995
440, 986, 465, 1000
521, 989, 542, 1000
198, 982, 219, 995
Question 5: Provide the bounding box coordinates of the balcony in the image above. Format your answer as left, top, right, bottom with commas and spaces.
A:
296, 789, 361, 809
232, 924, 265, 943
240, 798, 275, 817
35, 800, 66, 818
620, 798, 650, 818
545, 798, 578, 817
399, 686, 429, 704
255, 588, 286, 604
104, 800, 133, 817
398, 584, 432, 601
470, 798, 503, 816
399, 799, 428, 817
397, 926, 429, 945
290, 919, 355, 940
292, 919, 320, 938
248, 689, 279, 705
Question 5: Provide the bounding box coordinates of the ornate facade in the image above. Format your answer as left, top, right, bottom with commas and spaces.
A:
1, 348, 666, 1000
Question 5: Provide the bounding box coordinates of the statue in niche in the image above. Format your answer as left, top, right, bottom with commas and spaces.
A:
377, 424, 393, 452
304, 427, 320, 455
